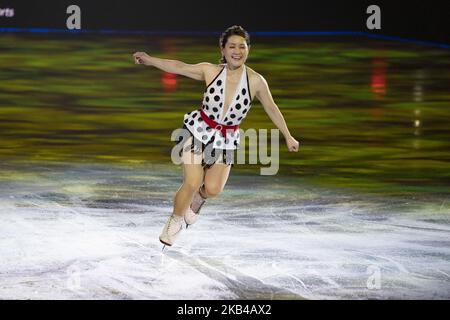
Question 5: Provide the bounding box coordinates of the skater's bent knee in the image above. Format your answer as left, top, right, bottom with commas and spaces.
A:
203, 184, 222, 198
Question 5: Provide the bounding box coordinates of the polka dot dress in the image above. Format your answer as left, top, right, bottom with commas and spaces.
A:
183, 65, 252, 150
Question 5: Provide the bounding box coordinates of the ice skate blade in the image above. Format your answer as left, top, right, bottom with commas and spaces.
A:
159, 239, 172, 248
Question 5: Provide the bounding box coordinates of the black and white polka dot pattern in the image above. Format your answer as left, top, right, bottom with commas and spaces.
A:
182, 65, 251, 150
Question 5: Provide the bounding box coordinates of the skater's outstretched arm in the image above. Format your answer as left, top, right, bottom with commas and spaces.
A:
255, 74, 300, 152
133, 51, 211, 81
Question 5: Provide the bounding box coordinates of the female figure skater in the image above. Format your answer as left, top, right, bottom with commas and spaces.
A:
133, 25, 299, 247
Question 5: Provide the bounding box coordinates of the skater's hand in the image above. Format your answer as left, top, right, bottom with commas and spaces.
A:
286, 136, 300, 152
133, 52, 151, 66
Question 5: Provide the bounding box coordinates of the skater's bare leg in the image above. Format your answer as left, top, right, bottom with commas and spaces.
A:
202, 161, 231, 198
172, 138, 204, 217
160, 143, 203, 246
183, 152, 232, 226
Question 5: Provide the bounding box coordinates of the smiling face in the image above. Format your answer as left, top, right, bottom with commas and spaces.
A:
221, 35, 250, 68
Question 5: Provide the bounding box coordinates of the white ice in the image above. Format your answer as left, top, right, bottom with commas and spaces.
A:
0, 161, 449, 299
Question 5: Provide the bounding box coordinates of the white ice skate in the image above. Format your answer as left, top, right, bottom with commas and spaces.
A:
184, 189, 207, 228
159, 214, 184, 247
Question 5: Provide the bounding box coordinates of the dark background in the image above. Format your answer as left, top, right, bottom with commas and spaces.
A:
0, 0, 449, 43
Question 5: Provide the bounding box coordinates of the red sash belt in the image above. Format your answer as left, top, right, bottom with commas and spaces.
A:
199, 109, 239, 140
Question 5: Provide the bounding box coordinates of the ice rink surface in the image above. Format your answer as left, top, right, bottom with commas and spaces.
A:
1, 161, 449, 299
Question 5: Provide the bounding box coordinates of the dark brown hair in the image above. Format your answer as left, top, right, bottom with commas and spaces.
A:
219, 25, 251, 63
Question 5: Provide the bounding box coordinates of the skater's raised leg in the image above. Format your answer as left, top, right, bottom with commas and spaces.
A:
185, 160, 231, 226
202, 162, 231, 198
184, 185, 207, 226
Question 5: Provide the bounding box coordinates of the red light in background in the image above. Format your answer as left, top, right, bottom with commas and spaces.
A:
371, 58, 386, 99
160, 38, 178, 92
162, 72, 177, 92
